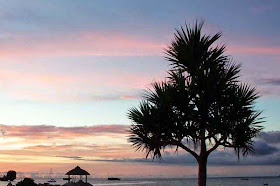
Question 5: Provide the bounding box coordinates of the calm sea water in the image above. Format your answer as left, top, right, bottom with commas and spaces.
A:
1, 177, 280, 186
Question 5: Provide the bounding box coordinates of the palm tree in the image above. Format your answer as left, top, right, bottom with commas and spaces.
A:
127, 21, 263, 186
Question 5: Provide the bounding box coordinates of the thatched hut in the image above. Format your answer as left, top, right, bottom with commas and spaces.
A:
64, 166, 91, 186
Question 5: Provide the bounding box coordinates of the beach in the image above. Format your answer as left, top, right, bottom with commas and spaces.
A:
1, 177, 280, 186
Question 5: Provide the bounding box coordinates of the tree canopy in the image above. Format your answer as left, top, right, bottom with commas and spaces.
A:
127, 21, 263, 186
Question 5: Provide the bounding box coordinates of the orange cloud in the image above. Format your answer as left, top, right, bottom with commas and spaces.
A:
0, 124, 142, 167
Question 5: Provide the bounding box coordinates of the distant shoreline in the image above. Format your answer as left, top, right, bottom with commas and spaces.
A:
2, 175, 279, 180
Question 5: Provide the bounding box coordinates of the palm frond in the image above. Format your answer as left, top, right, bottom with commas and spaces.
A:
127, 20, 264, 162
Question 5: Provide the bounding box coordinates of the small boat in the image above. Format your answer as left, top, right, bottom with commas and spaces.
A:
47, 169, 56, 183
108, 177, 121, 180
48, 178, 56, 183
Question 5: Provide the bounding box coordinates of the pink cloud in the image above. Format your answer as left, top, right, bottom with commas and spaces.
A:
0, 31, 165, 58
227, 45, 280, 55
0, 67, 164, 102
0, 124, 129, 139
120, 95, 139, 100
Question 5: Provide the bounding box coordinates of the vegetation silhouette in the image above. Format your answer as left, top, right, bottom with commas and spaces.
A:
127, 21, 264, 186
0, 170, 16, 181
16, 178, 37, 186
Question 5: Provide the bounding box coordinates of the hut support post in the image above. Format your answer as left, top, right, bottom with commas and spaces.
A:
68, 175, 70, 183
86, 175, 87, 183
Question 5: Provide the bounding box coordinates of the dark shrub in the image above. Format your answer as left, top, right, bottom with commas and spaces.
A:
16, 178, 37, 186
7, 171, 16, 181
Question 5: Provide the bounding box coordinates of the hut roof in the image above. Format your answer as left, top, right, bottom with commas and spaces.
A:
66, 166, 90, 175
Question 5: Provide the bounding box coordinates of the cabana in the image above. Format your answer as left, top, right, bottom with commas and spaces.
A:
65, 166, 90, 184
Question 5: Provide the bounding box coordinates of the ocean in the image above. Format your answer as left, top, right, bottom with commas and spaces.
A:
1, 177, 280, 186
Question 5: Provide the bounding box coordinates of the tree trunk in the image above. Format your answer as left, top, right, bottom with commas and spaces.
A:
198, 127, 207, 186
198, 156, 207, 186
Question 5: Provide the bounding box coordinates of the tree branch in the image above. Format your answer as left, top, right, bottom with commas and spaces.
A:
206, 141, 220, 156
206, 136, 224, 156
223, 141, 234, 148
169, 139, 199, 160
178, 143, 199, 160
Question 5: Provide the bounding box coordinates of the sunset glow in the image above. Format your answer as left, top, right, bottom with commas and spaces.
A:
0, 0, 279, 180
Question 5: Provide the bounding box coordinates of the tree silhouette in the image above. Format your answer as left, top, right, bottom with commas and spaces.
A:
16, 178, 37, 186
0, 170, 16, 181
128, 21, 263, 186
6, 171, 16, 181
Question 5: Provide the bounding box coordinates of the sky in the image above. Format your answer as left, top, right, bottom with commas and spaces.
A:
0, 0, 279, 178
